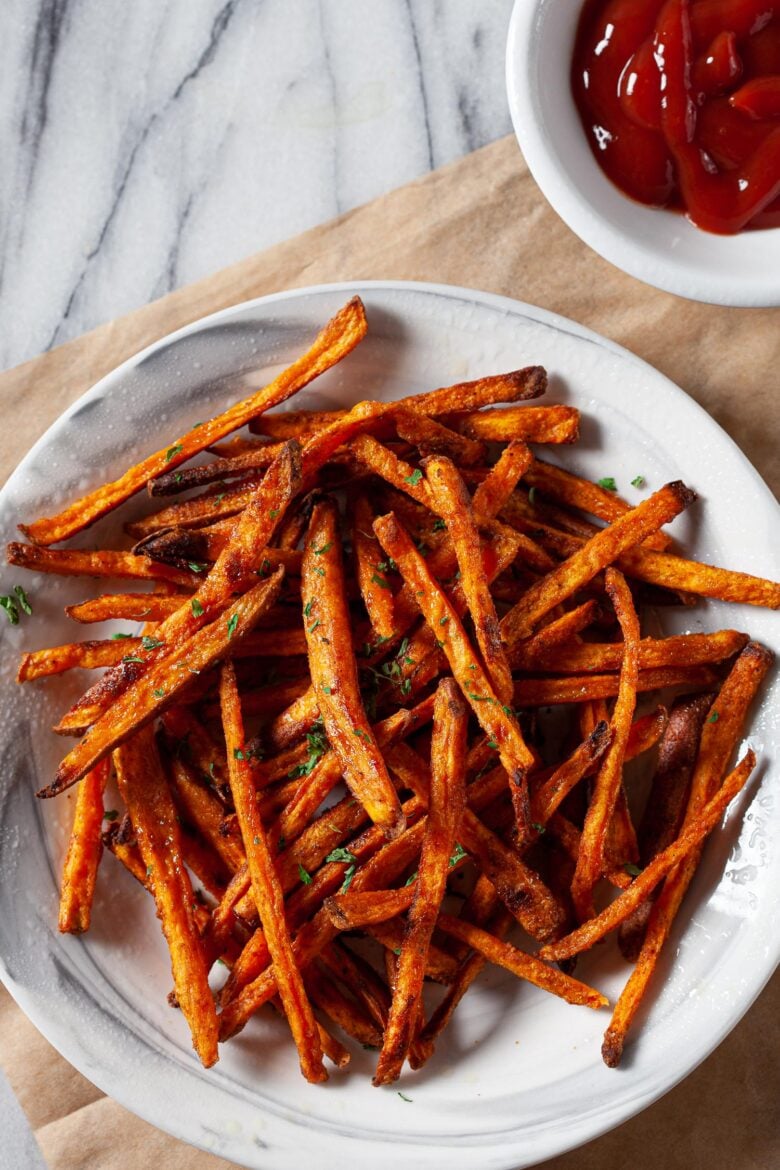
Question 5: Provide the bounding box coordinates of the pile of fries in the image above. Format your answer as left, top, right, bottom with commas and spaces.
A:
8, 296, 777, 1084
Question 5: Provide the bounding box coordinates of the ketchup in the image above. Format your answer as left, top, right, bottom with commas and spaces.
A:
572, 0, 780, 233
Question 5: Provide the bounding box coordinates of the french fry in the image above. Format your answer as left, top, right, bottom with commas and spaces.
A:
149, 442, 290, 496
616, 545, 780, 609
540, 748, 758, 963
114, 726, 218, 1066
471, 441, 534, 523
512, 664, 722, 707
57, 758, 110, 933
373, 511, 537, 839
18, 638, 145, 682
127, 477, 266, 538
530, 722, 612, 827
424, 457, 513, 704
373, 679, 467, 1084
22, 297, 367, 545
392, 408, 486, 465
602, 643, 772, 1065
44, 569, 284, 796
500, 482, 696, 646
450, 404, 580, 445
304, 962, 383, 1049
571, 570, 640, 921
220, 661, 326, 1083
349, 491, 397, 641
6, 543, 196, 588
65, 592, 188, 623
436, 915, 608, 1009
508, 599, 602, 666
302, 498, 404, 838
514, 630, 748, 674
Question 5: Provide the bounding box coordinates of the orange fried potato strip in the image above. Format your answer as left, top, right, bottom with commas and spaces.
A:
65, 593, 187, 623
391, 407, 486, 465
302, 498, 404, 838
7, 543, 196, 588
349, 490, 397, 641
18, 638, 143, 682
220, 661, 325, 1083
57, 758, 110, 933
114, 726, 218, 1067
470, 440, 533, 523
450, 404, 580, 444
571, 570, 640, 921
512, 665, 722, 707
515, 629, 748, 674
373, 679, 467, 1085
22, 296, 367, 546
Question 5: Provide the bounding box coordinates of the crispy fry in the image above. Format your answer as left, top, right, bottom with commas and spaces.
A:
349, 491, 397, 641
373, 511, 537, 838
305, 962, 383, 1049
374, 679, 467, 1084
512, 664, 722, 707
514, 630, 748, 674
571, 570, 640, 921
22, 297, 367, 545
616, 545, 780, 609
500, 482, 695, 645
18, 638, 143, 682
450, 404, 580, 444
392, 408, 486, 465
57, 758, 110, 933
471, 440, 533, 523
437, 915, 608, 1009
65, 592, 187, 623
6, 543, 196, 588
220, 661, 325, 1083
509, 599, 602, 665
127, 477, 266, 538
149, 442, 289, 496
530, 722, 612, 827
114, 726, 218, 1066
302, 498, 404, 838
424, 457, 513, 704
45, 569, 284, 796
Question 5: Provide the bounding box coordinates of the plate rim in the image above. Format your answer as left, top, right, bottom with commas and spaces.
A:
0, 278, 777, 1170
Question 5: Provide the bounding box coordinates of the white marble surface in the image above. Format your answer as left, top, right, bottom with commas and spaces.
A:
0, 0, 514, 372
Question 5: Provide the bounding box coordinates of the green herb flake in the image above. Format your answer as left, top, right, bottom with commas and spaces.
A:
432, 518, 446, 532
226, 613, 239, 639
233, 748, 245, 760
322, 685, 332, 695
487, 739, 499, 750
145, 865, 153, 877
13, 586, 32, 615
597, 477, 617, 492
313, 566, 325, 577
353, 727, 369, 740
404, 468, 423, 487
308, 619, 321, 634
141, 635, 163, 651
188, 561, 206, 573
191, 598, 204, 617
624, 863, 643, 877
103, 809, 119, 821
314, 541, 332, 555
153, 687, 166, 699
708, 710, 719, 723
165, 443, 183, 462
404, 870, 418, 887
269, 509, 280, 519
122, 655, 145, 664
111, 632, 133, 640
531, 821, 546, 835
449, 843, 468, 868
439, 615, 449, 626
325, 847, 357, 866
304, 599, 314, 617
298, 863, 313, 885
397, 1092, 413, 1103
631, 475, 646, 488
0, 597, 19, 625
371, 572, 391, 590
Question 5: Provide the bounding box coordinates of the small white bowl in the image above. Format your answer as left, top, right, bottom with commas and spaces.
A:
505, 0, 780, 307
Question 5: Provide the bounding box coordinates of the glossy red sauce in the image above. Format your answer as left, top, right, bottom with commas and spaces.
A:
572, 0, 780, 233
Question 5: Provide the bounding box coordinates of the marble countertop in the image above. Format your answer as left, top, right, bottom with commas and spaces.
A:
0, 0, 514, 372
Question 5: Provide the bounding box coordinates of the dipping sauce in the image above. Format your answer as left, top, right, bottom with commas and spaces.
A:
572, 0, 780, 233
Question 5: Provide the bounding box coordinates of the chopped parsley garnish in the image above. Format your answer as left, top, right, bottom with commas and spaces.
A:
376, 558, 397, 572
631, 475, 645, 488
226, 613, 239, 639
404, 469, 423, 487
269, 509, 280, 519
191, 598, 204, 617
314, 541, 332, 555
13, 586, 32, 615
487, 739, 499, 750
103, 809, 119, 821
233, 748, 246, 760
122, 655, 145, 664
531, 821, 546, 835
624, 863, 643, 877
165, 444, 183, 462
371, 572, 391, 590
432, 518, 446, 532
449, 843, 468, 867
322, 685, 332, 695
313, 566, 325, 577
0, 597, 19, 624
439, 615, 449, 626
303, 599, 314, 617
288, 721, 329, 778
308, 619, 321, 634
404, 870, 418, 887
397, 1092, 413, 1102
174, 472, 183, 483
141, 635, 163, 651
298, 863, 312, 885
153, 687, 166, 699
111, 632, 133, 640
597, 477, 617, 492
353, 727, 369, 740
188, 561, 206, 573
708, 710, 719, 723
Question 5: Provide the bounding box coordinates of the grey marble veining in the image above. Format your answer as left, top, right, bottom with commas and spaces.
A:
0, 0, 514, 372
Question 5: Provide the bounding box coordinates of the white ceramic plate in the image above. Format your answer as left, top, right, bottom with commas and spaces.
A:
505, 0, 780, 307
0, 282, 777, 1170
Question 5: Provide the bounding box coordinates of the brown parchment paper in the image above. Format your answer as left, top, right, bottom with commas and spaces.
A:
0, 134, 777, 1170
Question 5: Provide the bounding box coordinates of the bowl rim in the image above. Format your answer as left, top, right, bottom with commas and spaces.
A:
505, 0, 780, 308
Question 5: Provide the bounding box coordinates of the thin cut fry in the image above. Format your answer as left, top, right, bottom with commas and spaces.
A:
302, 498, 404, 838
57, 758, 110, 933
451, 404, 580, 444
512, 665, 722, 707
471, 440, 533, 523
65, 593, 187, 623
392, 408, 486, 465
349, 491, 397, 640
114, 726, 218, 1066
515, 630, 748, 674
6, 543, 196, 588
18, 638, 144, 681
374, 679, 467, 1085
22, 296, 367, 545
220, 661, 325, 1083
